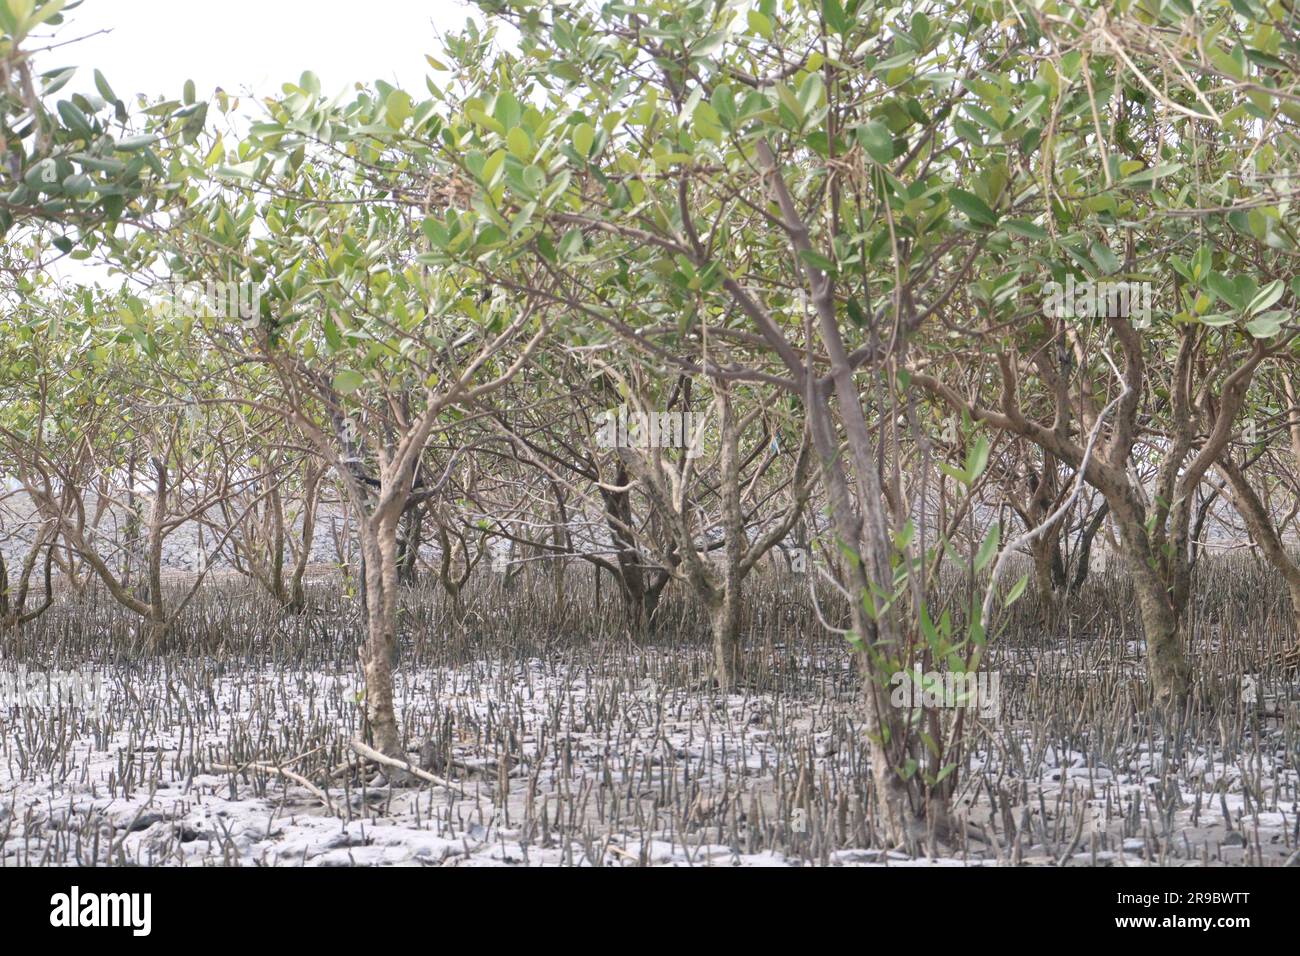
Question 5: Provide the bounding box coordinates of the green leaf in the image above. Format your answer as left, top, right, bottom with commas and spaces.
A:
467, 108, 505, 135
558, 228, 584, 260
857, 120, 895, 165
846, 298, 867, 327
333, 370, 365, 394
938, 461, 968, 484
1002, 219, 1047, 240
1090, 241, 1120, 275
1003, 574, 1029, 607
1248, 278, 1284, 315
692, 101, 722, 141
822, 0, 850, 35
948, 188, 998, 227
92, 68, 117, 104
798, 248, 836, 274
62, 173, 91, 196
776, 83, 804, 124
797, 75, 824, 116
57, 99, 92, 137
1205, 273, 1244, 310
571, 122, 594, 159
1124, 162, 1182, 184
385, 90, 412, 128
506, 126, 531, 160
421, 216, 448, 248
711, 85, 737, 128
1006, 94, 1045, 130
115, 134, 158, 152
323, 314, 343, 351
1244, 310, 1287, 339
1191, 245, 1212, 282
964, 434, 990, 483
480, 149, 506, 188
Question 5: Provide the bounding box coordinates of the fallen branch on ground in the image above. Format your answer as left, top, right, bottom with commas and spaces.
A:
348, 739, 467, 795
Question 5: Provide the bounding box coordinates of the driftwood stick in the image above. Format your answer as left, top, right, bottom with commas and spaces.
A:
348, 739, 466, 795
212, 761, 333, 809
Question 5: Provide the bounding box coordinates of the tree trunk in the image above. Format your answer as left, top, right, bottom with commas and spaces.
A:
708, 588, 742, 692
804, 386, 924, 848
1030, 533, 1058, 622
434, 521, 469, 624
358, 504, 403, 758
1068, 502, 1109, 592
1117, 516, 1191, 706
397, 502, 423, 586
602, 474, 660, 634
287, 463, 322, 612
1215, 455, 1300, 665
145, 456, 169, 649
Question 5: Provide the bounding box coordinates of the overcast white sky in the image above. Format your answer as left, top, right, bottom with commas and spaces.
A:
38, 0, 481, 104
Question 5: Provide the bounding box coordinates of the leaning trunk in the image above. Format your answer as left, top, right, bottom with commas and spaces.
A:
1216, 456, 1300, 667
808, 394, 923, 848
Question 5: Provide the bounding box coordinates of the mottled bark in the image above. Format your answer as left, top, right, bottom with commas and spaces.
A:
358, 502, 404, 758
